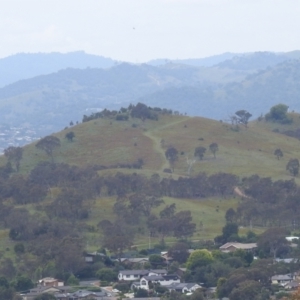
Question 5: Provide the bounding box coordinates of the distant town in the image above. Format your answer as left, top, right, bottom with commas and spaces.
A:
0, 125, 39, 154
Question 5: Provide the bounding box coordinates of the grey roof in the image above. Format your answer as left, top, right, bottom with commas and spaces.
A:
275, 258, 298, 263
285, 281, 300, 288
142, 275, 164, 281
220, 242, 257, 250
142, 275, 179, 281
119, 270, 149, 276
119, 269, 167, 276
166, 282, 201, 290
71, 290, 107, 297
86, 251, 106, 257
272, 274, 293, 280
119, 258, 149, 263
30, 286, 61, 293
149, 269, 167, 274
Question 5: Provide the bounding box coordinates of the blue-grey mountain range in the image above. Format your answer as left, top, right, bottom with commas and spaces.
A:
1, 50, 300, 149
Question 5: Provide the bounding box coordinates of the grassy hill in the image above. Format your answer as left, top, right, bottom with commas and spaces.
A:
1, 108, 300, 268
15, 111, 300, 182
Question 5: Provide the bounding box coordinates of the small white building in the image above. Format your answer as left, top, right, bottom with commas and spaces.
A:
219, 242, 257, 253
139, 275, 180, 290
167, 282, 202, 293
118, 269, 167, 281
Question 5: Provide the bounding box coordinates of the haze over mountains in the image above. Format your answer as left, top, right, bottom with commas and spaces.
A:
1, 50, 300, 150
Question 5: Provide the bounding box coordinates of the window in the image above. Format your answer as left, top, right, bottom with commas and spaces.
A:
141, 280, 146, 285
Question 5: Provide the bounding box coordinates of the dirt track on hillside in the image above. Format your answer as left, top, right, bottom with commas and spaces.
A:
234, 186, 250, 198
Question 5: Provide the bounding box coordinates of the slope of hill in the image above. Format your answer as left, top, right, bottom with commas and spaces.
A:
0, 108, 300, 278
0, 51, 115, 88
147, 50, 300, 68
148, 52, 241, 67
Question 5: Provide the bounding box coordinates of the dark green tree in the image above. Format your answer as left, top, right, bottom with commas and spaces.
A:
235, 110, 252, 128
225, 208, 237, 223
4, 146, 23, 172
96, 268, 118, 282
66, 274, 79, 286
165, 147, 178, 171
65, 131, 75, 142
229, 280, 262, 300
35, 136, 61, 163
215, 223, 239, 244
209, 143, 219, 158
274, 148, 283, 160
194, 146, 206, 160
257, 227, 289, 259
149, 254, 165, 268
14, 243, 25, 254
12, 275, 34, 291
102, 223, 134, 258
265, 104, 292, 124
134, 288, 148, 297
173, 210, 196, 240
168, 242, 189, 264
286, 158, 300, 176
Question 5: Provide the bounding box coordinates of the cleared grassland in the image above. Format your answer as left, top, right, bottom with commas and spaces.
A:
82, 195, 241, 250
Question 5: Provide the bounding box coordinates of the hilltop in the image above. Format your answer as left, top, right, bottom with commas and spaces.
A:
0, 51, 115, 88
16, 105, 300, 182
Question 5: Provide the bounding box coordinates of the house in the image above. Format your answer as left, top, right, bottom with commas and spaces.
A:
271, 274, 294, 286
275, 258, 299, 264
85, 252, 106, 263
219, 242, 257, 253
118, 270, 149, 281
138, 275, 180, 290
286, 236, 299, 242
21, 286, 74, 300
119, 257, 149, 265
118, 269, 167, 281
70, 290, 107, 299
38, 277, 64, 287
285, 280, 300, 290
176, 268, 187, 277
21, 286, 62, 300
166, 282, 202, 293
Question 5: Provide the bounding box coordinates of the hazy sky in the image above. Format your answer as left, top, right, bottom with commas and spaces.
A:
1, 0, 300, 62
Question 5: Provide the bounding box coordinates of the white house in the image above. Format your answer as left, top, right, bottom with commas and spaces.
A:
271, 274, 294, 286
118, 270, 149, 281
118, 269, 167, 281
139, 275, 180, 290
167, 282, 202, 293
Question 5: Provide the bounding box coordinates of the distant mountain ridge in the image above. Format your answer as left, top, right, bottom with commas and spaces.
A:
0, 51, 115, 88
1, 51, 300, 149
140, 59, 300, 119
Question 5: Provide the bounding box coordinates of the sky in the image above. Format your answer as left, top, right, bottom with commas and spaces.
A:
1, 0, 300, 62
